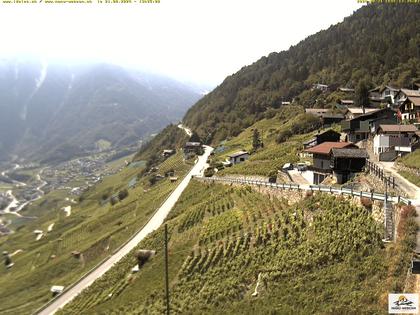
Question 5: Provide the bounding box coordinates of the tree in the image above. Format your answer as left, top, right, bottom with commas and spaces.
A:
149, 175, 157, 186
110, 196, 118, 206
355, 80, 370, 107
252, 129, 262, 151
118, 189, 129, 201
189, 132, 201, 143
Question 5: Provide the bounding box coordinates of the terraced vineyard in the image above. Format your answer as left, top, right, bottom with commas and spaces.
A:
0, 152, 191, 315
59, 180, 416, 314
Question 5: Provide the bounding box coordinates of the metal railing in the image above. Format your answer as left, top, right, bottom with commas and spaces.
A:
195, 176, 411, 205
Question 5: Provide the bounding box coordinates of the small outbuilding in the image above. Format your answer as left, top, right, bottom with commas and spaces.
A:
162, 149, 175, 157
228, 151, 249, 165
51, 285, 65, 296
330, 148, 369, 184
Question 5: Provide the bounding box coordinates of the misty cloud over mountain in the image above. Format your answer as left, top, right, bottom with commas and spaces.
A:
0, 58, 202, 163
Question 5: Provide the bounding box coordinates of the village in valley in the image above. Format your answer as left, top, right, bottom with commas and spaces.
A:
0, 147, 134, 237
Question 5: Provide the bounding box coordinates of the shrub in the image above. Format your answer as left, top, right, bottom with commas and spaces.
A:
400, 205, 417, 219
118, 189, 129, 201
149, 175, 157, 186
204, 168, 215, 177
110, 196, 118, 206
276, 130, 292, 143
360, 197, 373, 210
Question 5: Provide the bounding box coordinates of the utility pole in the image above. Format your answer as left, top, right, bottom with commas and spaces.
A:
384, 172, 388, 241
164, 224, 170, 315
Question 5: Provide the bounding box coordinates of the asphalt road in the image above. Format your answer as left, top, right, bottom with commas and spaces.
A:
37, 145, 213, 315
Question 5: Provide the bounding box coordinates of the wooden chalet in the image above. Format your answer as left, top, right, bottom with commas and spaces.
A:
184, 142, 202, 154
380, 85, 400, 104
374, 124, 419, 160
228, 151, 249, 165
330, 148, 369, 183
303, 129, 341, 149
305, 108, 344, 125
397, 89, 420, 122
344, 107, 378, 120
304, 141, 357, 184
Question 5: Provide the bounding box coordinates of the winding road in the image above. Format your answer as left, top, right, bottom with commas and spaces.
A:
37, 141, 213, 314
2, 167, 46, 217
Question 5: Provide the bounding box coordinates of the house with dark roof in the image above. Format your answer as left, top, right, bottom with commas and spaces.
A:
338, 99, 354, 106
183, 141, 203, 159
184, 142, 202, 153
338, 87, 355, 93
396, 95, 420, 122
394, 88, 420, 105
380, 85, 400, 104
162, 149, 175, 157
303, 129, 341, 149
228, 151, 249, 165
305, 108, 344, 125
305, 108, 329, 117
373, 124, 419, 160
330, 148, 369, 183
369, 86, 382, 104
322, 113, 345, 125
341, 107, 397, 143
312, 83, 329, 91
304, 141, 359, 184
344, 107, 378, 120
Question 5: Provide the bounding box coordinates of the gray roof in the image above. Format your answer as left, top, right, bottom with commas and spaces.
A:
331, 148, 369, 159
228, 151, 249, 158
379, 124, 418, 133
185, 142, 201, 147
323, 113, 345, 119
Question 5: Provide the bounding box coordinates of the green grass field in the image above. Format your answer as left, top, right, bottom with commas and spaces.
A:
398, 150, 420, 169
397, 150, 420, 187
0, 152, 192, 315
399, 170, 420, 187
212, 106, 340, 177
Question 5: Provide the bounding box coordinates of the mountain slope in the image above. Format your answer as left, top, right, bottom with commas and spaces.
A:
183, 4, 420, 143
0, 59, 201, 163
57, 181, 417, 314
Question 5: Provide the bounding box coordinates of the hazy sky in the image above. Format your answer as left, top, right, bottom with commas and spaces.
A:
0, 0, 363, 86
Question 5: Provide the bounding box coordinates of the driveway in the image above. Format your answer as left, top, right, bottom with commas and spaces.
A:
287, 169, 310, 185
378, 161, 420, 201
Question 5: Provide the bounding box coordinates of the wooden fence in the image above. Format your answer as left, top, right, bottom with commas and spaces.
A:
365, 160, 396, 189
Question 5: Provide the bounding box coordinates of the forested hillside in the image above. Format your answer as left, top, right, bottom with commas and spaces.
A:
184, 4, 420, 143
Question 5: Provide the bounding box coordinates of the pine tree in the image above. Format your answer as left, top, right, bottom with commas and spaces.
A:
355, 80, 370, 107
252, 129, 261, 151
